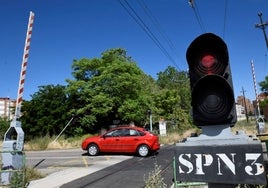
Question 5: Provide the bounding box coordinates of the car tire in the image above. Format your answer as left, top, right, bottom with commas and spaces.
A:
137, 144, 149, 157
87, 144, 99, 156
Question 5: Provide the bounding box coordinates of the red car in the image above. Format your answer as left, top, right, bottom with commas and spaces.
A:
81, 126, 160, 157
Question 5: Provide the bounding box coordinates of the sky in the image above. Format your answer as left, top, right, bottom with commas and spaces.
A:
0, 0, 268, 102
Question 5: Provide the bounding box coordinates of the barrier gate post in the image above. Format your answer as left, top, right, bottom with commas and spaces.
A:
1, 11, 34, 185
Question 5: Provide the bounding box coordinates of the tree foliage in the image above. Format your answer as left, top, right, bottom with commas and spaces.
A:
66, 48, 154, 131
0, 117, 9, 140
259, 76, 268, 108
20, 48, 192, 138
21, 84, 69, 139
259, 76, 268, 95
155, 66, 192, 130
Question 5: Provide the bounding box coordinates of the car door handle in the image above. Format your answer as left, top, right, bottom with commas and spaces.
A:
134, 138, 139, 141
115, 139, 120, 141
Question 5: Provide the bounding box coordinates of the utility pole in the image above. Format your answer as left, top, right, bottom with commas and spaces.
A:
255, 12, 268, 49
241, 87, 249, 123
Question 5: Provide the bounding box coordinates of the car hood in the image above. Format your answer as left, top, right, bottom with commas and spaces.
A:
83, 135, 101, 141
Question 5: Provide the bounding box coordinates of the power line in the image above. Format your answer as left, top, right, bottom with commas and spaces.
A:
118, 0, 180, 70
189, 0, 229, 38
188, 0, 206, 33
137, 0, 182, 68
222, 0, 228, 39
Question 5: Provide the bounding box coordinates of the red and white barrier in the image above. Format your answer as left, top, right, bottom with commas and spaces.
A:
14, 11, 35, 121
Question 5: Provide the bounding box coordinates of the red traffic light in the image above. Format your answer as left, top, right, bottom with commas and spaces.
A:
186, 33, 237, 127
187, 34, 229, 80
201, 54, 216, 70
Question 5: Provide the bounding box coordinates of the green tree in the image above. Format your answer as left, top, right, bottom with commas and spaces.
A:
66, 48, 153, 131
19, 49, 193, 137
21, 84, 70, 139
0, 117, 9, 140
155, 66, 192, 130
259, 76, 268, 108
259, 76, 268, 95
157, 66, 186, 89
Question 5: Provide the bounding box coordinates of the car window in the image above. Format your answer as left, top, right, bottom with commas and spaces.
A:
129, 129, 146, 136
121, 129, 130, 136
129, 129, 138, 136
105, 129, 122, 137
105, 128, 145, 137
137, 130, 145, 136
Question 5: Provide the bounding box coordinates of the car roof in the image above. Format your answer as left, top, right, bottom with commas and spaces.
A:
111, 126, 145, 131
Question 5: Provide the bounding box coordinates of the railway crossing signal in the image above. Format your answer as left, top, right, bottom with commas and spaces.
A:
174, 33, 266, 187
186, 33, 237, 127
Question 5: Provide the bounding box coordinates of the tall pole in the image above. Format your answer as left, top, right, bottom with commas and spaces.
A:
150, 114, 152, 132
241, 87, 249, 123
255, 12, 268, 49
251, 60, 261, 117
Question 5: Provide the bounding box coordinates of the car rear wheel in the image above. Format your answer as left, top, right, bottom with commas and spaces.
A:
137, 144, 149, 157
87, 144, 99, 156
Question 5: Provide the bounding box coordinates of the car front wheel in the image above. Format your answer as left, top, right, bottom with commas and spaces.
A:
87, 144, 99, 156
137, 144, 149, 157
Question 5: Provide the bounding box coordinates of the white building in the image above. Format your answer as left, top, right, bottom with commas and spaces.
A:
0, 98, 16, 120
236, 104, 246, 121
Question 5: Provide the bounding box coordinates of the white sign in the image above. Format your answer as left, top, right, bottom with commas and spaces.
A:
159, 121, 166, 136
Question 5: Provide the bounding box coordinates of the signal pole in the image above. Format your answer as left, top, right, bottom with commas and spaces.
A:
255, 12, 268, 49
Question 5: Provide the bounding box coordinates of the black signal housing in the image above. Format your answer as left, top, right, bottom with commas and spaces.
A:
186, 33, 237, 127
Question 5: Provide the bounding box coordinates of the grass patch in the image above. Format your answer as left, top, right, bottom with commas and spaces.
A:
232, 119, 268, 136
26, 135, 51, 150
159, 128, 200, 145
25, 167, 45, 184
24, 134, 94, 151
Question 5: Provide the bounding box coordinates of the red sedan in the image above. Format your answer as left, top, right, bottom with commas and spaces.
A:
81, 126, 160, 157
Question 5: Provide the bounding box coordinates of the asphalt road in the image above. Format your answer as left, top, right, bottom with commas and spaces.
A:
25, 148, 121, 175
60, 145, 175, 188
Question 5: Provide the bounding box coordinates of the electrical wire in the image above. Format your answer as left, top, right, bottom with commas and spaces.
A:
137, 0, 182, 70
118, 0, 180, 69
189, 0, 206, 33
222, 0, 228, 39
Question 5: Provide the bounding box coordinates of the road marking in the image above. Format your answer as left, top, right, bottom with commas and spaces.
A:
62, 159, 81, 164
82, 156, 88, 167
27, 156, 82, 159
